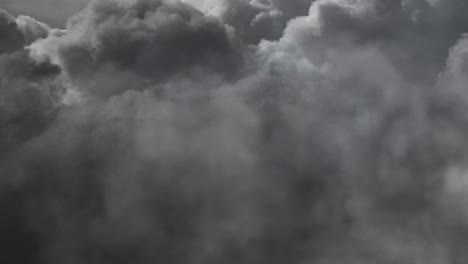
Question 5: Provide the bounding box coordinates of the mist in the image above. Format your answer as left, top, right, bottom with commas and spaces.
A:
2, 0, 468, 263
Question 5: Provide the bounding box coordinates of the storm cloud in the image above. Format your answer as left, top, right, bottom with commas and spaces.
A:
3, 0, 468, 263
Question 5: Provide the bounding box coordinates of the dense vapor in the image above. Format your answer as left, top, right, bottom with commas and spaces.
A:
28, 0, 244, 99
3, 0, 468, 263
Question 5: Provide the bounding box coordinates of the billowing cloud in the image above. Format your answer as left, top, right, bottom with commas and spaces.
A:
4, 0, 468, 263
31, 0, 243, 97
0, 9, 25, 53
15, 15, 51, 45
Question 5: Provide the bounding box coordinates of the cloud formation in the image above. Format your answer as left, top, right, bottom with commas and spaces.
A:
3, 0, 468, 263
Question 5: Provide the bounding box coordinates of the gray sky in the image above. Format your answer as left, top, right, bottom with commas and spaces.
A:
0, 0, 89, 26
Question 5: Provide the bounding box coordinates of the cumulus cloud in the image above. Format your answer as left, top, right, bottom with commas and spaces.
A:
30, 0, 244, 97
180, 0, 313, 44
4, 0, 468, 263
0, 9, 25, 53
0, 9, 61, 160
15, 15, 51, 45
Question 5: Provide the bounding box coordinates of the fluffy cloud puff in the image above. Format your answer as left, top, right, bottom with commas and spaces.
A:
31, 0, 243, 97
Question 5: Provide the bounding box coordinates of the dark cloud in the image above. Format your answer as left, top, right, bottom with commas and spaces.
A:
0, 12, 61, 264
0, 9, 53, 53
246, 0, 468, 93
180, 0, 313, 44
0, 8, 61, 160
3, 0, 468, 263
42, 0, 243, 97
0, 9, 25, 53
0, 51, 61, 161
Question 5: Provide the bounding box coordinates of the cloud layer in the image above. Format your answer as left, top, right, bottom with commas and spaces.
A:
3, 0, 468, 263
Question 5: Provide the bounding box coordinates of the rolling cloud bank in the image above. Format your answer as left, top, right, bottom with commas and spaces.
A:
2, 0, 468, 263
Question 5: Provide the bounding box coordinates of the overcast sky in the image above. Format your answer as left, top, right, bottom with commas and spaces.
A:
3, 1, 468, 263
0, 0, 89, 26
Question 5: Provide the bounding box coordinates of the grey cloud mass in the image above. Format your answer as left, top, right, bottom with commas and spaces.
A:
3, 0, 468, 263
